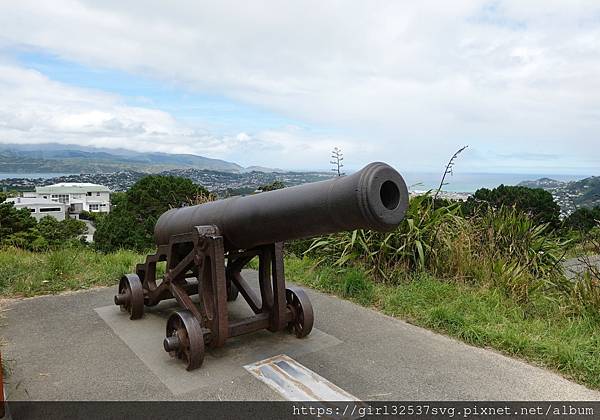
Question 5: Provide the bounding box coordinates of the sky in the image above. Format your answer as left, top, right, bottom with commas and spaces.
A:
0, 1, 599, 174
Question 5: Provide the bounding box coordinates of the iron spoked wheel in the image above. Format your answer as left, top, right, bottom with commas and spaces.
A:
114, 274, 144, 320
163, 310, 205, 371
285, 287, 314, 338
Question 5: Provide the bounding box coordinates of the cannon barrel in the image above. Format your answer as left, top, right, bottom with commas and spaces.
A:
154, 162, 409, 251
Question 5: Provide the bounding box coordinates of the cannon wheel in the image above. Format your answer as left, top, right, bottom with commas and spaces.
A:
164, 310, 205, 371
285, 287, 314, 338
116, 274, 144, 320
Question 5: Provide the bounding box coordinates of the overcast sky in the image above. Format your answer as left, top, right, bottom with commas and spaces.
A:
0, 1, 599, 174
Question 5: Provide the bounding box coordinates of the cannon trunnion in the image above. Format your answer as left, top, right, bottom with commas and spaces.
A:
114, 162, 408, 370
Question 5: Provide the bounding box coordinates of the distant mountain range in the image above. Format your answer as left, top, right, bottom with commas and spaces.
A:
519, 176, 600, 215
0, 143, 280, 174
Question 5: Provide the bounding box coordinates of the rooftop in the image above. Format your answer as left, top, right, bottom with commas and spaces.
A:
6, 197, 66, 206
36, 183, 111, 193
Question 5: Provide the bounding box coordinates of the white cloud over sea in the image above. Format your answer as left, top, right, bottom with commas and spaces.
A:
0, 1, 599, 173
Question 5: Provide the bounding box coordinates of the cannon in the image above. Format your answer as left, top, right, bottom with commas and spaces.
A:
114, 162, 409, 370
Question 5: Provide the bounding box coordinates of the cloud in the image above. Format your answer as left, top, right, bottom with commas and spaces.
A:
0, 63, 353, 169
0, 1, 599, 172
0, 63, 193, 152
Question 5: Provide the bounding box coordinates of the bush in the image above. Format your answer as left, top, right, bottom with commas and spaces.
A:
464, 185, 561, 228
94, 207, 149, 253
0, 202, 37, 239
305, 194, 466, 281
305, 195, 567, 304
564, 207, 600, 232
472, 206, 564, 278
94, 175, 210, 252
35, 216, 87, 248
258, 181, 285, 191
78, 210, 97, 222
0, 202, 87, 250
285, 238, 314, 257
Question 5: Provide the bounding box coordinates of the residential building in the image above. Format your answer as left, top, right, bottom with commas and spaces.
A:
6, 197, 67, 221
33, 183, 111, 216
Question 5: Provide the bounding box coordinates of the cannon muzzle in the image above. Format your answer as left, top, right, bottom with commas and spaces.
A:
154, 162, 408, 250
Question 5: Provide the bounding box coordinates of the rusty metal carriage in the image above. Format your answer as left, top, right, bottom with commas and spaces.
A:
114, 162, 408, 370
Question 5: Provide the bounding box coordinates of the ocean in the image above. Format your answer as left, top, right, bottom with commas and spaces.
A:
399, 172, 587, 193
0, 171, 590, 193
0, 173, 76, 179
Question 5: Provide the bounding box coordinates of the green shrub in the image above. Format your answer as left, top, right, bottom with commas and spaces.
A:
305, 196, 568, 305
258, 180, 285, 191
94, 207, 149, 252
285, 238, 314, 257
305, 194, 465, 281
94, 175, 210, 252
0, 202, 87, 251
464, 184, 561, 228
35, 216, 87, 248
0, 202, 37, 239
569, 273, 600, 320
474, 206, 564, 277
563, 207, 600, 232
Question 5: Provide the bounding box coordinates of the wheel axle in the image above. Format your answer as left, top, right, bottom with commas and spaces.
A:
163, 335, 181, 352
114, 292, 130, 306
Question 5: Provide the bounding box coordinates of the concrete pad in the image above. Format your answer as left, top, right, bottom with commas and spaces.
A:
2, 269, 600, 401
95, 301, 341, 395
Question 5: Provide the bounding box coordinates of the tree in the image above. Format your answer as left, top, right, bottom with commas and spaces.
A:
126, 175, 209, 229
109, 191, 128, 209
465, 185, 561, 228
94, 207, 149, 252
0, 202, 37, 240
94, 175, 210, 252
330, 147, 345, 176
35, 216, 87, 247
0, 202, 87, 250
258, 180, 285, 192
564, 206, 600, 232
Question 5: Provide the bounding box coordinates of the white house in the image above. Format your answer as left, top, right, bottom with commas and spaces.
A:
31, 183, 111, 216
6, 197, 67, 221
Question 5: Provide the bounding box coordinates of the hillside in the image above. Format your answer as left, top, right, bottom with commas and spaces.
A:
518, 177, 566, 189
0, 168, 333, 195
0, 143, 250, 173
518, 176, 600, 215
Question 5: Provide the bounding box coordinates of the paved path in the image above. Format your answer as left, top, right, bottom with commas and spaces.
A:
1, 270, 598, 401
564, 255, 600, 280
81, 219, 95, 243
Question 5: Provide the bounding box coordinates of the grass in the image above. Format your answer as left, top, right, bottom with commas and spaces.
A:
0, 246, 147, 297
1, 246, 598, 390
285, 256, 600, 390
